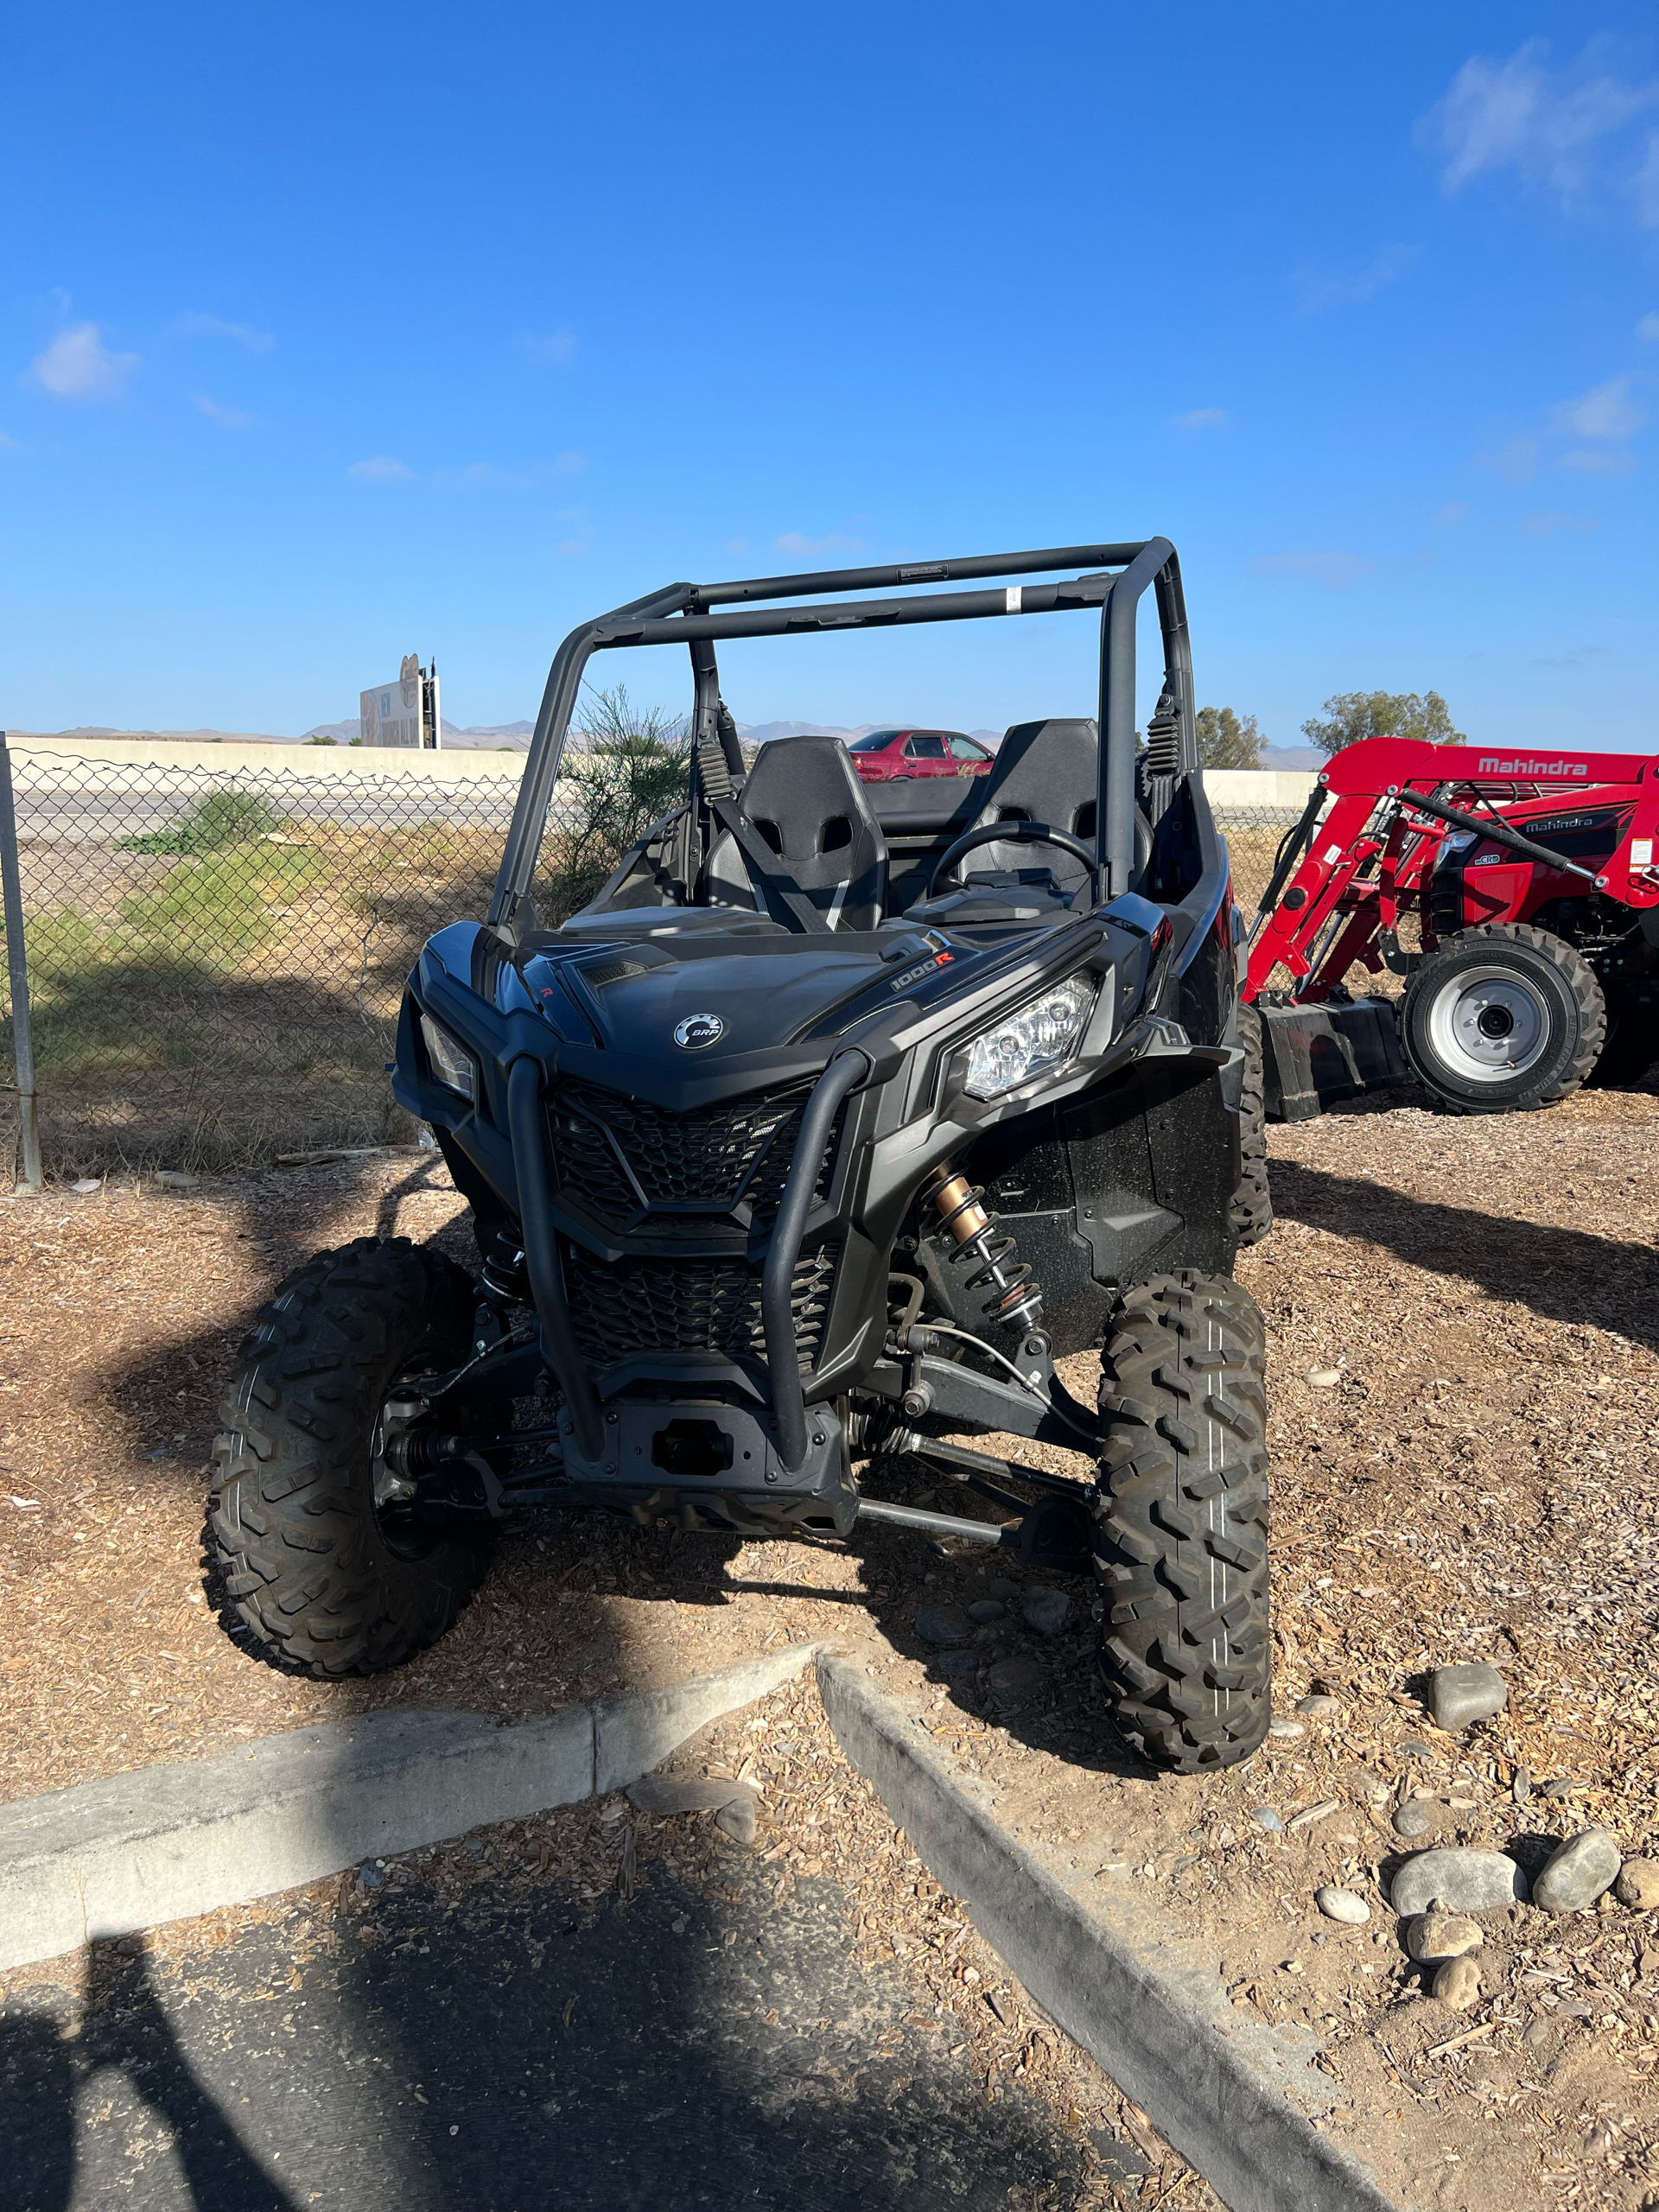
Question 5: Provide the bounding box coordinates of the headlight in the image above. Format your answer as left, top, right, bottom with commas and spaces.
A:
419, 1012, 476, 1100
962, 975, 1094, 1100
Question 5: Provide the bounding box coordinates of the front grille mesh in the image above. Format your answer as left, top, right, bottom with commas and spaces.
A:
551, 1079, 817, 1226
564, 1243, 840, 1373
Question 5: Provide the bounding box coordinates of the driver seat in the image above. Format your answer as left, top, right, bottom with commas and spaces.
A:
702, 734, 888, 930
969, 718, 1100, 889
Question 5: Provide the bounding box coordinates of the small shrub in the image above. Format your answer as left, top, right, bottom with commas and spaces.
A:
120, 784, 288, 855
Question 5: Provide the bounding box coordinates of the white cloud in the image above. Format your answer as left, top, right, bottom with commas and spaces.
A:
29, 322, 140, 401
436, 461, 532, 490
1639, 312, 1659, 342
554, 537, 588, 556
553, 451, 585, 476
0, 429, 19, 455
1522, 511, 1601, 536
1637, 132, 1659, 226
1293, 245, 1416, 313
347, 455, 412, 481
1175, 407, 1230, 430
1477, 429, 1541, 484
1559, 447, 1638, 478
520, 327, 575, 365
1435, 499, 1471, 525
772, 531, 866, 556
1253, 550, 1373, 589
171, 311, 274, 353
727, 537, 749, 556
1553, 374, 1645, 439
193, 393, 252, 430
1426, 38, 1659, 219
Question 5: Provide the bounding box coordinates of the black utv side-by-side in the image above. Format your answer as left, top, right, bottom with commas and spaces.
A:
209, 540, 1273, 1775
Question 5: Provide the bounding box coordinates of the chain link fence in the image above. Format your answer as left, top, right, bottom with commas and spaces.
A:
0, 739, 1313, 1184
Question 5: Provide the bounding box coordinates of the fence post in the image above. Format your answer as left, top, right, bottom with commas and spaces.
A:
0, 734, 43, 1190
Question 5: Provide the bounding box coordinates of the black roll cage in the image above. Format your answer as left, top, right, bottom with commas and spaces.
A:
487, 539, 1198, 932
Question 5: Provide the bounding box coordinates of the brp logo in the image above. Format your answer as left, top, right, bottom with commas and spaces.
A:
673, 1013, 725, 1050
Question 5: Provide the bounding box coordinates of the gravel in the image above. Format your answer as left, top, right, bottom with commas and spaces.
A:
1250, 1808, 1283, 1833
1426, 1662, 1508, 1732
984, 1656, 1046, 1714
1531, 1827, 1624, 1915
1432, 1955, 1483, 2009
966, 1599, 1005, 1624
1294, 1694, 1341, 1716
1614, 1858, 1659, 1910
1267, 1719, 1305, 1740
1315, 1885, 1370, 1924
1405, 1910, 1482, 1964
1392, 1802, 1435, 1840
913, 1605, 973, 1649
1390, 1847, 1529, 1916
1306, 1367, 1342, 1388
1020, 1588, 1071, 1637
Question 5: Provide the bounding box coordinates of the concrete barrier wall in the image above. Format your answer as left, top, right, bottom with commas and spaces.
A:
5, 734, 1319, 809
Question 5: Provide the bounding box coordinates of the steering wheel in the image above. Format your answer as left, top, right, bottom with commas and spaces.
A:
925, 819, 1098, 899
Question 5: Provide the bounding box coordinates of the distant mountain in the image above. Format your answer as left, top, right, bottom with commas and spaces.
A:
1257, 745, 1325, 771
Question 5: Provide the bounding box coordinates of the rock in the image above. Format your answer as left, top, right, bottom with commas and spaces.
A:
627, 1774, 761, 1816
1532, 1829, 1623, 1915
1406, 1910, 1483, 1964
1390, 1848, 1529, 1916
1022, 1587, 1071, 1637
1512, 1765, 1531, 1804
1522, 2018, 1554, 2056
989, 1576, 1020, 1599
358, 1864, 383, 1890
1306, 1367, 1342, 1388
915, 1605, 973, 1648
154, 1169, 200, 1189
935, 1648, 976, 1680
1433, 1955, 1482, 2009
1614, 1859, 1659, 1910
1427, 1662, 1507, 1732
1316, 1886, 1370, 1924
986, 1656, 1046, 1714
1346, 1766, 1391, 1805
1251, 1808, 1283, 1833
1393, 1801, 1437, 1840
1268, 1719, 1305, 1740
1296, 1693, 1341, 1716
1541, 1777, 1580, 1798
714, 1797, 757, 1847
967, 1599, 1005, 1624
71, 1178, 101, 1195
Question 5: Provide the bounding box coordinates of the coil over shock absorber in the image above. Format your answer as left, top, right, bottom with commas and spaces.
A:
925, 1162, 1043, 1334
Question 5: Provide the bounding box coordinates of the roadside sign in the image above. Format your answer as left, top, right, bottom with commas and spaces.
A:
359, 656, 442, 747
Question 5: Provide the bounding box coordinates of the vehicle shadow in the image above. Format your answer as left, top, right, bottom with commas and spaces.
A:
1269, 1158, 1659, 1361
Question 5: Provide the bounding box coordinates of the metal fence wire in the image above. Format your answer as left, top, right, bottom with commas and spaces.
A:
0, 738, 1308, 1181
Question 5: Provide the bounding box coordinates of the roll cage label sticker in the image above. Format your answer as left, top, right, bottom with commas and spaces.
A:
888, 950, 957, 993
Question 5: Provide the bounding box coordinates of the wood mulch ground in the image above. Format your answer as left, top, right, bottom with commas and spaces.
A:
2, 1077, 1657, 2208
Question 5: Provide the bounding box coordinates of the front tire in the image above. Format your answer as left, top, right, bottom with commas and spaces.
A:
1229, 1002, 1273, 1246
1093, 1274, 1271, 1774
207, 1237, 493, 1676
1401, 923, 1605, 1114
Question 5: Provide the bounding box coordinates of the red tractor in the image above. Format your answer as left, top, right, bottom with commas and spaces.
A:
1242, 736, 1659, 1116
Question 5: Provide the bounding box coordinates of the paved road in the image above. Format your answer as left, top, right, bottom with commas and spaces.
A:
3, 1858, 1096, 2212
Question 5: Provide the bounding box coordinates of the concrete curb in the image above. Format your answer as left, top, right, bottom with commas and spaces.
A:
817, 1654, 1409, 2212
0, 1643, 817, 1973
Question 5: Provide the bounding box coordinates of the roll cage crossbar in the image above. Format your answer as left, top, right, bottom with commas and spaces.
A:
487, 539, 1197, 932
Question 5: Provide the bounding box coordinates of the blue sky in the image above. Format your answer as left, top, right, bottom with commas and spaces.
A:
1, 3, 1656, 747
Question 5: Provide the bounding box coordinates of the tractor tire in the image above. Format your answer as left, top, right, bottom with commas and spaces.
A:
1092, 1273, 1271, 1774
207, 1236, 492, 1676
1400, 923, 1605, 1115
1229, 1001, 1273, 1246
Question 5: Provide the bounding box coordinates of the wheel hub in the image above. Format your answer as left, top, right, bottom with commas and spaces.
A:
1427, 963, 1550, 1080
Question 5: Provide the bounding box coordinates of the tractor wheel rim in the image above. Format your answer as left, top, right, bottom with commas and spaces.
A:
1427, 963, 1552, 1081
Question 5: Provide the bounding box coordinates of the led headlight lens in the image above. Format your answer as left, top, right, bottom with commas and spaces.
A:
962, 975, 1094, 1100
419, 1012, 476, 1100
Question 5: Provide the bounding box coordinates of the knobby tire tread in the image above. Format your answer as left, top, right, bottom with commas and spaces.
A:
1229, 1002, 1272, 1245
207, 1236, 491, 1677
1093, 1273, 1271, 1774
